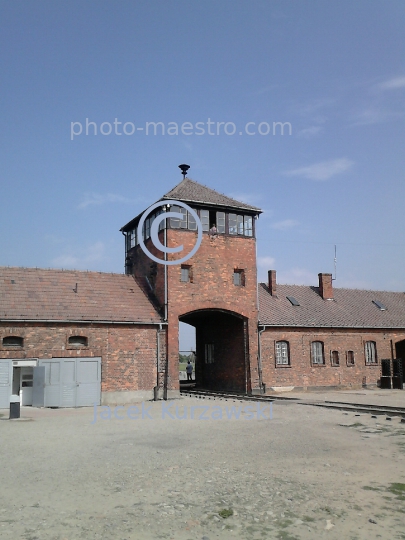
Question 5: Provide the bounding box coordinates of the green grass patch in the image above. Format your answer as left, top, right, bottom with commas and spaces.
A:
218, 508, 233, 519
363, 485, 381, 492
302, 515, 316, 522
387, 483, 405, 501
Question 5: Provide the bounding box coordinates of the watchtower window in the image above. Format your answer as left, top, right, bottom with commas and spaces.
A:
233, 269, 245, 286
229, 214, 253, 236
180, 265, 192, 283
200, 209, 210, 231
216, 212, 225, 233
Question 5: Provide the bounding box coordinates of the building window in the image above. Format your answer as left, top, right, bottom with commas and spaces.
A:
188, 211, 197, 230
200, 209, 210, 232
205, 343, 214, 364
2, 336, 24, 347
331, 350, 340, 366
275, 341, 290, 366
365, 341, 377, 364
244, 216, 253, 236
233, 269, 245, 286
311, 341, 325, 365
229, 213, 254, 236
180, 265, 192, 283
216, 212, 225, 233
347, 351, 355, 366
68, 336, 88, 347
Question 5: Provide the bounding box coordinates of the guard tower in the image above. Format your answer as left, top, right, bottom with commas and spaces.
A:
120, 169, 262, 397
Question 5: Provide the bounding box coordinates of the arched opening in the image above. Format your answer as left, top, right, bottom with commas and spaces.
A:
179, 321, 196, 385
179, 309, 249, 393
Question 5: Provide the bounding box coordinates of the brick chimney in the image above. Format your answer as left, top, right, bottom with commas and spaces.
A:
268, 270, 277, 296
318, 273, 333, 300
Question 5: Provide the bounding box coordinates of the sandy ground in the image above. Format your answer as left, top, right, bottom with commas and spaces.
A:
1, 394, 404, 540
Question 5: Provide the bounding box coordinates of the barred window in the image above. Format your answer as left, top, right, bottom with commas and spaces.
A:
347, 351, 355, 365
365, 341, 377, 364
275, 341, 290, 365
311, 341, 325, 364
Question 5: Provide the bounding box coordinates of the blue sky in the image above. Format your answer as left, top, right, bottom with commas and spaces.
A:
1, 0, 404, 295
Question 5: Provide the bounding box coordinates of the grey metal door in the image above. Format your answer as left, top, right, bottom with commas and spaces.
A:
61, 359, 77, 407
76, 358, 101, 406
38, 358, 101, 407
32, 366, 46, 407
40, 360, 62, 407
0, 360, 12, 408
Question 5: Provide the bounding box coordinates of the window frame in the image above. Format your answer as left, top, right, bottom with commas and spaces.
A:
68, 335, 88, 348
2, 336, 24, 348
311, 341, 325, 365
330, 350, 340, 367
364, 341, 378, 364
275, 340, 290, 367
233, 269, 245, 286
180, 265, 192, 283
346, 350, 355, 366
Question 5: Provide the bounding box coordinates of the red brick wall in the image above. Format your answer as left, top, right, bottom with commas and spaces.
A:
129, 228, 260, 393
164, 230, 259, 392
0, 323, 163, 394
260, 327, 405, 390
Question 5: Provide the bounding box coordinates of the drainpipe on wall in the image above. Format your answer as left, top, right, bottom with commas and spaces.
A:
163, 205, 169, 400
258, 325, 265, 394
154, 324, 162, 401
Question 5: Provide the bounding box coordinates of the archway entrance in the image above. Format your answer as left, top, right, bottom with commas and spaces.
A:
179, 309, 249, 393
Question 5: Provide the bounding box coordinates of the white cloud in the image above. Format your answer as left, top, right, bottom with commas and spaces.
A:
271, 219, 299, 231
228, 192, 262, 206
297, 126, 323, 138
257, 256, 276, 268
78, 192, 144, 209
277, 268, 318, 286
283, 158, 354, 181
257, 256, 276, 282
51, 241, 106, 270
377, 76, 405, 91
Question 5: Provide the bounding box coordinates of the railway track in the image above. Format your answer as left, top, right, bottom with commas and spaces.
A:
180, 387, 405, 419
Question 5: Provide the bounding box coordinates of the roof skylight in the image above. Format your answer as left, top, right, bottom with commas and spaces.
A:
372, 300, 387, 311
287, 296, 300, 306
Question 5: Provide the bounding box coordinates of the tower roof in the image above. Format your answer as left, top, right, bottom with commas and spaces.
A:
162, 178, 262, 213
121, 177, 262, 231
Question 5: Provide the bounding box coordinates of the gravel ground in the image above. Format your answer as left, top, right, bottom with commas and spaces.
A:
1, 396, 404, 540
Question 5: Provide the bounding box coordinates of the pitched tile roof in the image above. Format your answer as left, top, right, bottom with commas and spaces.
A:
0, 267, 162, 323
162, 178, 262, 212
259, 283, 405, 329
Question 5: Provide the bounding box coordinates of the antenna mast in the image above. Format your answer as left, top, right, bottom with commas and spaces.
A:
333, 245, 337, 281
